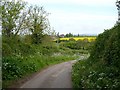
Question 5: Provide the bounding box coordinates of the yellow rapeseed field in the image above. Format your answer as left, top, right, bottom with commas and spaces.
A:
59, 37, 96, 42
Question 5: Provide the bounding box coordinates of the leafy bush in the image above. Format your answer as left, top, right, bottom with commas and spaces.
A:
72, 24, 120, 88
2, 56, 24, 80
90, 24, 120, 67
59, 40, 94, 50
2, 0, 79, 88
2, 54, 78, 88
72, 59, 120, 88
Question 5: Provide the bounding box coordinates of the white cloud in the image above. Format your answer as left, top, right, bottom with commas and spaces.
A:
49, 10, 117, 24
49, 11, 117, 34
24, 0, 114, 6
23, 0, 117, 34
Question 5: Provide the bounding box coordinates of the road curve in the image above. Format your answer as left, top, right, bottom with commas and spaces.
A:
20, 60, 77, 88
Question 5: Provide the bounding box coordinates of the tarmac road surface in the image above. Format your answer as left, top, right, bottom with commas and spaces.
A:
20, 60, 77, 88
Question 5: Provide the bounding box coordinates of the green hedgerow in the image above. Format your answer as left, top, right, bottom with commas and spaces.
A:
72, 24, 120, 89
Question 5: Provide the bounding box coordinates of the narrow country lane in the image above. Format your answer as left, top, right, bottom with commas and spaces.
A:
20, 60, 77, 88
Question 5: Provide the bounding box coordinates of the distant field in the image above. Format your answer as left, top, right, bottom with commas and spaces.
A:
54, 37, 96, 42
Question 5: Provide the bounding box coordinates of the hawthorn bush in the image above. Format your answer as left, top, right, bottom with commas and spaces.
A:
72, 24, 120, 88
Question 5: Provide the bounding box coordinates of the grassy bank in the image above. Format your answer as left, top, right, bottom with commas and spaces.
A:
2, 35, 91, 88
72, 60, 120, 89
72, 24, 120, 89
72, 59, 120, 88
3, 53, 78, 88
2, 0, 95, 88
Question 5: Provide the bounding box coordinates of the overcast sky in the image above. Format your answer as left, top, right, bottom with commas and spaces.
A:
24, 0, 118, 35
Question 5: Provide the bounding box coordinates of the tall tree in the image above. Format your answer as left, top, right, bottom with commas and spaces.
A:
26, 5, 50, 44
65, 33, 73, 37
1, 0, 27, 37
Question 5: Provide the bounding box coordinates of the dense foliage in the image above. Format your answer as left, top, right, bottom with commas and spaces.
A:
72, 24, 120, 88
1, 0, 79, 88
1, 0, 96, 88
59, 40, 94, 50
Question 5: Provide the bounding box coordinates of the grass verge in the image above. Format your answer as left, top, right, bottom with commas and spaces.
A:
72, 59, 120, 89
3, 54, 78, 88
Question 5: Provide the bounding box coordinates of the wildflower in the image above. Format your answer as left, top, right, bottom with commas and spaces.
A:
98, 77, 103, 80
97, 85, 100, 88
90, 71, 92, 74
82, 66, 85, 69
88, 74, 93, 78
99, 73, 105, 76
4, 63, 9, 67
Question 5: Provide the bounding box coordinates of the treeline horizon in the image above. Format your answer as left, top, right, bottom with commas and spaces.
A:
56, 32, 97, 38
